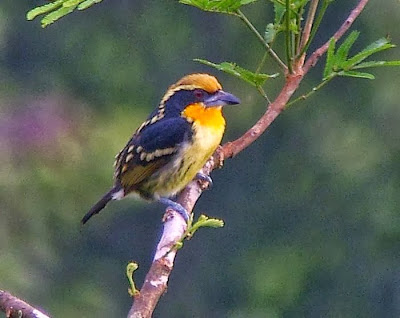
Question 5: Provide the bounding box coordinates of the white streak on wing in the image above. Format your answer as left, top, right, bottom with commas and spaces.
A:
111, 189, 125, 200
125, 153, 133, 163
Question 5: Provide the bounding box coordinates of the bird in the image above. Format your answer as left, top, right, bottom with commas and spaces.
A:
81, 73, 240, 224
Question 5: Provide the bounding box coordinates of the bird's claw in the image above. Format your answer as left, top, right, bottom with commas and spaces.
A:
195, 172, 213, 189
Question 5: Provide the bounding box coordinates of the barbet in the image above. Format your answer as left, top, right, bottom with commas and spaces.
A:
82, 73, 240, 224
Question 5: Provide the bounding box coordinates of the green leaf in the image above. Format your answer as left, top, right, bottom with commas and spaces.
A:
78, 0, 103, 10
271, 0, 309, 25
27, 0, 103, 26
343, 37, 396, 69
179, 0, 258, 14
338, 70, 375, 80
335, 31, 360, 67
323, 37, 336, 79
195, 59, 279, 87
40, 5, 76, 27
26, 0, 64, 20
126, 262, 139, 297
352, 60, 400, 69
293, 0, 310, 9
273, 1, 285, 25
323, 34, 399, 80
185, 214, 225, 237
201, 218, 225, 228
63, 0, 81, 7
240, 0, 259, 4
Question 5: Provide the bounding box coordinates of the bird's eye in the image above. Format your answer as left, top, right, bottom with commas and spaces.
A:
194, 89, 204, 100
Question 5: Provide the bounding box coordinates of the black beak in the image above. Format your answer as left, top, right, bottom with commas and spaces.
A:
204, 90, 240, 107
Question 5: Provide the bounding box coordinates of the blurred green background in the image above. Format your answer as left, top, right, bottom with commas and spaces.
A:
1, 1, 399, 317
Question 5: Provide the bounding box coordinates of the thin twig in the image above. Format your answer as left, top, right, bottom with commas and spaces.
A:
285, 0, 293, 73
256, 86, 271, 103
297, 0, 332, 60
285, 75, 335, 108
236, 9, 288, 72
295, 3, 306, 54
255, 51, 269, 74
299, 0, 320, 54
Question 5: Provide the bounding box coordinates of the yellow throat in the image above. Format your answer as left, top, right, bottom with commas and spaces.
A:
182, 103, 225, 131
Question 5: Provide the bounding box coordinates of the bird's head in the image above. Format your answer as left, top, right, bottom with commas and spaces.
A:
159, 73, 240, 115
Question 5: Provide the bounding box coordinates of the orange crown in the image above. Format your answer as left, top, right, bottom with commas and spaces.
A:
170, 73, 222, 94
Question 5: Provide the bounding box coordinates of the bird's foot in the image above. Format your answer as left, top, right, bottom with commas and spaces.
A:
159, 197, 189, 221
195, 172, 213, 189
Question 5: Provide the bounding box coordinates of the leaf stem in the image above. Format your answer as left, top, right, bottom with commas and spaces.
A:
299, 0, 332, 59
286, 75, 335, 107
256, 86, 271, 103
236, 9, 287, 72
256, 52, 269, 74
295, 3, 306, 54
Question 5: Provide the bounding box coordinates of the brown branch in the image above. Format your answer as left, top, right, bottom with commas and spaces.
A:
127, 159, 215, 318
303, 0, 370, 73
0, 290, 50, 318
128, 1, 370, 317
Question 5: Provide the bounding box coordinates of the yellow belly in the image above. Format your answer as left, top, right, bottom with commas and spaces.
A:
142, 105, 226, 198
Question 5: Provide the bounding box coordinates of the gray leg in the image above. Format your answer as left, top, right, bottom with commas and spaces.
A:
195, 172, 213, 188
159, 197, 189, 221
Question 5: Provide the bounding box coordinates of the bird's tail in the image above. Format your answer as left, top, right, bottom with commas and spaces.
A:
81, 187, 119, 225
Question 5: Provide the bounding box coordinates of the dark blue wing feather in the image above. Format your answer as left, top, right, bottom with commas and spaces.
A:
138, 117, 192, 152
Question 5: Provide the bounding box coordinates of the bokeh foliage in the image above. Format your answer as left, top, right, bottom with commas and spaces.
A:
1, 1, 400, 317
